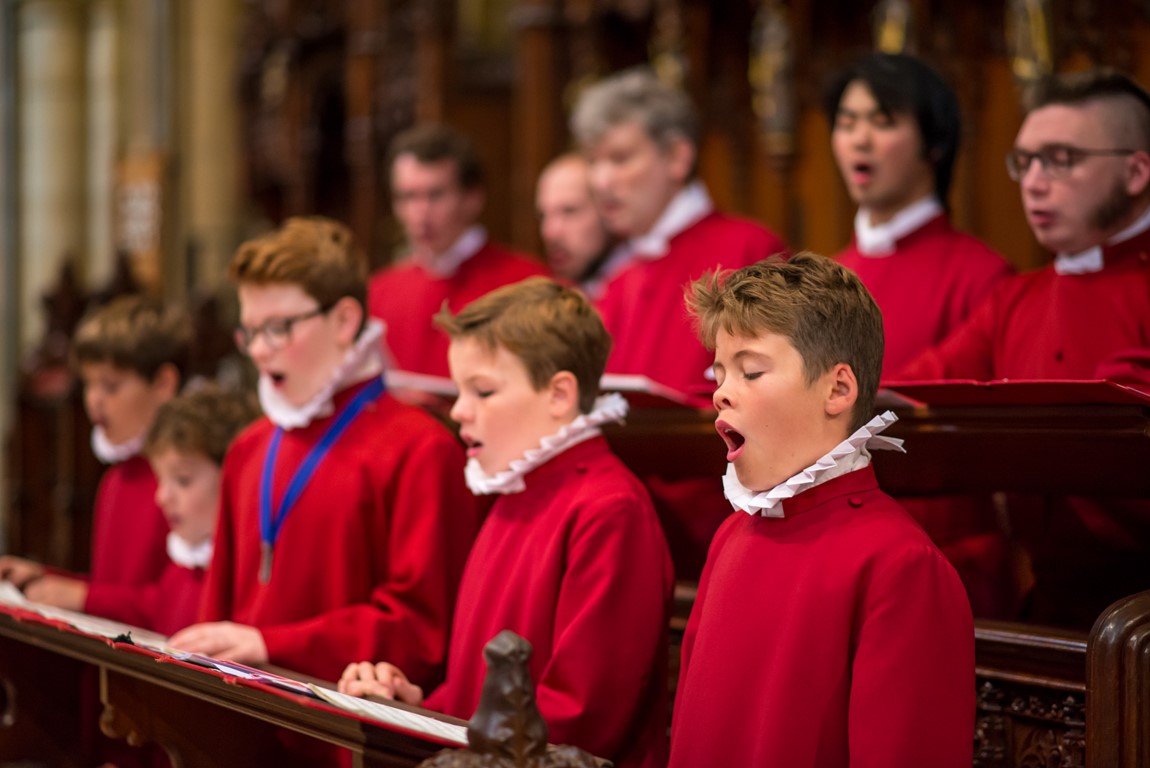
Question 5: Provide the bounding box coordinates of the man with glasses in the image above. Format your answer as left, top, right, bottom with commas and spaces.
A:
901, 69, 1150, 628
369, 124, 546, 381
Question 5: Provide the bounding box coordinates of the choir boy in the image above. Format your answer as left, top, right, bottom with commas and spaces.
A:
340, 277, 673, 768
170, 216, 480, 685
0, 296, 189, 618
670, 254, 974, 768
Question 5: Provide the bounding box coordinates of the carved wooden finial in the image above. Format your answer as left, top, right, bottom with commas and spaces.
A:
418, 631, 602, 768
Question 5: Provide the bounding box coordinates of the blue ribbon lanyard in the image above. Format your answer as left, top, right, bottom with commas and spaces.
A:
258, 376, 385, 583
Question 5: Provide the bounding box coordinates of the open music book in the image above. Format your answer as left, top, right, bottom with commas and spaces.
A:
0, 579, 466, 744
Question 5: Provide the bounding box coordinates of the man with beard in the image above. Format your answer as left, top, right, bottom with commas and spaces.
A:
901, 69, 1150, 627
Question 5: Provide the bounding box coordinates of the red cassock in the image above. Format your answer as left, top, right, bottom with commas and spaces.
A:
83, 455, 172, 618
424, 437, 674, 768
838, 214, 1015, 618
199, 378, 481, 684
670, 467, 975, 768
899, 228, 1150, 627
595, 212, 787, 402
594, 212, 787, 581
837, 214, 1013, 378
87, 560, 205, 636
368, 241, 547, 378
898, 227, 1150, 383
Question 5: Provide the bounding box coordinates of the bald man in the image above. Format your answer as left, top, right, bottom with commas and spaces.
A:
535, 154, 619, 298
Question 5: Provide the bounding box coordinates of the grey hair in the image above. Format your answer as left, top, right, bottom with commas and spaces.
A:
570, 67, 700, 152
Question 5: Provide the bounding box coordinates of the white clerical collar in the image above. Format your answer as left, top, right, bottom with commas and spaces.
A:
626, 181, 713, 261
167, 531, 213, 570
465, 393, 629, 495
1054, 202, 1150, 275
259, 319, 386, 430
723, 410, 905, 518
854, 197, 942, 257
91, 426, 144, 465
416, 225, 487, 278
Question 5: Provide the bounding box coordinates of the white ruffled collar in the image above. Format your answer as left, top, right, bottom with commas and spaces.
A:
723, 410, 905, 518
626, 181, 713, 260
854, 197, 942, 257
91, 426, 144, 465
416, 225, 487, 279
258, 319, 386, 430
1054, 202, 1150, 275
166, 531, 213, 570
465, 393, 629, 495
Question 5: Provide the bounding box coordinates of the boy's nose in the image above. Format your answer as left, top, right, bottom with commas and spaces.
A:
713, 387, 733, 411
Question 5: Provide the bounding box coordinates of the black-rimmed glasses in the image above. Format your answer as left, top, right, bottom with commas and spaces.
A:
1005, 145, 1136, 181
234, 306, 330, 352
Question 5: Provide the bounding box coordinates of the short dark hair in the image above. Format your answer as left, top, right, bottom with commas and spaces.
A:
387, 123, 485, 190
825, 53, 961, 206
1023, 69, 1150, 151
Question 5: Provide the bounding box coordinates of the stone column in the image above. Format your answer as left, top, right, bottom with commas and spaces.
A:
18, 0, 87, 349
179, 0, 241, 296
87, 0, 118, 290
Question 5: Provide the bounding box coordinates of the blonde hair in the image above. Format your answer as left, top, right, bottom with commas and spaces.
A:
72, 295, 192, 382
144, 382, 260, 465
435, 277, 611, 414
687, 253, 884, 432
229, 216, 367, 315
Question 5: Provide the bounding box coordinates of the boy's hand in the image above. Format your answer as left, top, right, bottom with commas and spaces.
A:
0, 556, 46, 588
23, 574, 87, 610
338, 661, 424, 705
168, 622, 268, 664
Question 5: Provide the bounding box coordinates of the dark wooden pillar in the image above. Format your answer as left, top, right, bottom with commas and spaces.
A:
511, 0, 565, 250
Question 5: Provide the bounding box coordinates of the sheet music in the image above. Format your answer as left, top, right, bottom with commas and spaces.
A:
307, 684, 468, 746
0, 579, 171, 650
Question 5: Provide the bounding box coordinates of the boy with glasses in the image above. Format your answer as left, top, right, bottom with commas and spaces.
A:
171, 217, 480, 686
901, 70, 1150, 627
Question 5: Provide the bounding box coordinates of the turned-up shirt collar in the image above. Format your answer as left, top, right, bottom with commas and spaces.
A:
417, 225, 487, 279
723, 410, 905, 518
465, 394, 629, 495
854, 197, 943, 257
258, 319, 386, 430
624, 181, 713, 261
1054, 202, 1150, 275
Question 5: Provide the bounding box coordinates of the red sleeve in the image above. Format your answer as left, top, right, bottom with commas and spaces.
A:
198, 460, 240, 623
258, 430, 478, 684
533, 494, 672, 759
84, 579, 165, 628
848, 544, 975, 768
896, 289, 999, 381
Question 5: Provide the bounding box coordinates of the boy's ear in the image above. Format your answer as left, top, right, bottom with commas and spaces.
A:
824, 363, 858, 418
547, 370, 580, 419
152, 363, 181, 401
330, 296, 365, 345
